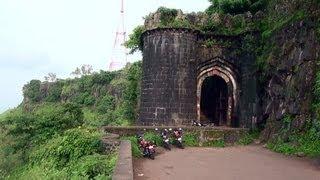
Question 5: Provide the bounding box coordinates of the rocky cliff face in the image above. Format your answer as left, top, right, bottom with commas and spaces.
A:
260, 0, 320, 140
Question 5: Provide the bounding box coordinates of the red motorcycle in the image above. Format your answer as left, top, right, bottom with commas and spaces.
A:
145, 142, 156, 160
137, 134, 156, 160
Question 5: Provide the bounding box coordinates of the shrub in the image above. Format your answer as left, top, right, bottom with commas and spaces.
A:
92, 70, 117, 85
203, 139, 226, 147
206, 0, 268, 15
68, 153, 117, 179
97, 94, 115, 114
123, 61, 142, 122
144, 132, 162, 146
124, 26, 145, 54
2, 103, 84, 152
45, 81, 64, 102
83, 94, 95, 106
30, 128, 103, 169
237, 129, 260, 145
23, 80, 41, 102
267, 119, 320, 157
157, 7, 178, 26
183, 133, 199, 147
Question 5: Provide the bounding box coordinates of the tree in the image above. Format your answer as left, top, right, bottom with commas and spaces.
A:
71, 67, 81, 77
44, 73, 57, 82
97, 94, 115, 114
123, 61, 142, 121
71, 65, 93, 77
124, 26, 145, 54
81, 65, 93, 75
23, 80, 41, 103
206, 0, 267, 15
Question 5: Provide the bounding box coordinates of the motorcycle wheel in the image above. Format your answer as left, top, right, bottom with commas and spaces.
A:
164, 143, 171, 150
149, 153, 155, 160
178, 142, 184, 149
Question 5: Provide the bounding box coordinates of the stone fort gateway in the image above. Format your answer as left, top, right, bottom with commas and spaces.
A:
138, 28, 259, 128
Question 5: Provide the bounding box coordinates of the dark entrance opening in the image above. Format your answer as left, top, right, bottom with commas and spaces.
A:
200, 76, 228, 126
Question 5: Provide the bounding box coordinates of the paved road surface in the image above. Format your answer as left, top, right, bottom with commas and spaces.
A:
134, 145, 320, 180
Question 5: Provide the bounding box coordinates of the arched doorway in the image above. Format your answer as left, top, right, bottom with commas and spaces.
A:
200, 76, 228, 126
197, 60, 239, 127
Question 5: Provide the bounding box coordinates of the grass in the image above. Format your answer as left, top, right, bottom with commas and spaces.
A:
121, 136, 142, 158
203, 139, 226, 147
183, 133, 199, 147
237, 129, 260, 145
267, 128, 320, 157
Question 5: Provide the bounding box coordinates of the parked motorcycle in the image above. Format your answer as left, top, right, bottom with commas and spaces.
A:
136, 133, 156, 160
145, 142, 156, 160
192, 120, 216, 127
161, 129, 171, 150
173, 128, 184, 149
192, 120, 207, 127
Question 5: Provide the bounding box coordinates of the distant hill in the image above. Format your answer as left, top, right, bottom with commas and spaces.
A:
21, 61, 142, 126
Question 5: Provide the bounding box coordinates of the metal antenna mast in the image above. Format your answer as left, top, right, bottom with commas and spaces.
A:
109, 0, 127, 71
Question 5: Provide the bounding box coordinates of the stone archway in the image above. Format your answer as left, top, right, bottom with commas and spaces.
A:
197, 60, 238, 127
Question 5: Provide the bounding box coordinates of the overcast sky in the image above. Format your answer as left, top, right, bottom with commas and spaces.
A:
0, 0, 210, 113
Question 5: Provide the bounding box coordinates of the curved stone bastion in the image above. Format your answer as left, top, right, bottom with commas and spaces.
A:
138, 28, 259, 128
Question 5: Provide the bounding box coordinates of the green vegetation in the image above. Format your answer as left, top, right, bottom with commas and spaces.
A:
203, 139, 226, 147
124, 2, 268, 53
206, 0, 268, 15
23, 62, 142, 127
267, 123, 320, 156
0, 62, 142, 179
265, 69, 320, 157
2, 1, 320, 178
183, 133, 199, 147
237, 129, 260, 145
0, 104, 117, 179
122, 136, 143, 158
23, 80, 41, 103
124, 26, 145, 54
157, 7, 178, 26
264, 67, 320, 157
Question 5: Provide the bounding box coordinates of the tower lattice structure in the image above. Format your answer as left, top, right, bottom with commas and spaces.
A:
109, 0, 127, 71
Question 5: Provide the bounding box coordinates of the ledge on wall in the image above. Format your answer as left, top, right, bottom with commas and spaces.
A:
112, 140, 133, 180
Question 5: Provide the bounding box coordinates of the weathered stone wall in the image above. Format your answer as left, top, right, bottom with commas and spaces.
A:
139, 28, 198, 126
261, 19, 320, 139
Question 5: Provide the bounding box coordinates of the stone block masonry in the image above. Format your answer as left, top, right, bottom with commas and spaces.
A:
138, 27, 259, 128
139, 28, 198, 126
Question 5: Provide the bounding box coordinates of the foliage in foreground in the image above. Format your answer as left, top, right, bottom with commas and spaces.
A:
1, 62, 143, 179
267, 122, 320, 157
237, 129, 260, 145
0, 103, 117, 179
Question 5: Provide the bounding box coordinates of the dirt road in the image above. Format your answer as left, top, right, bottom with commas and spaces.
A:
134, 145, 320, 180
